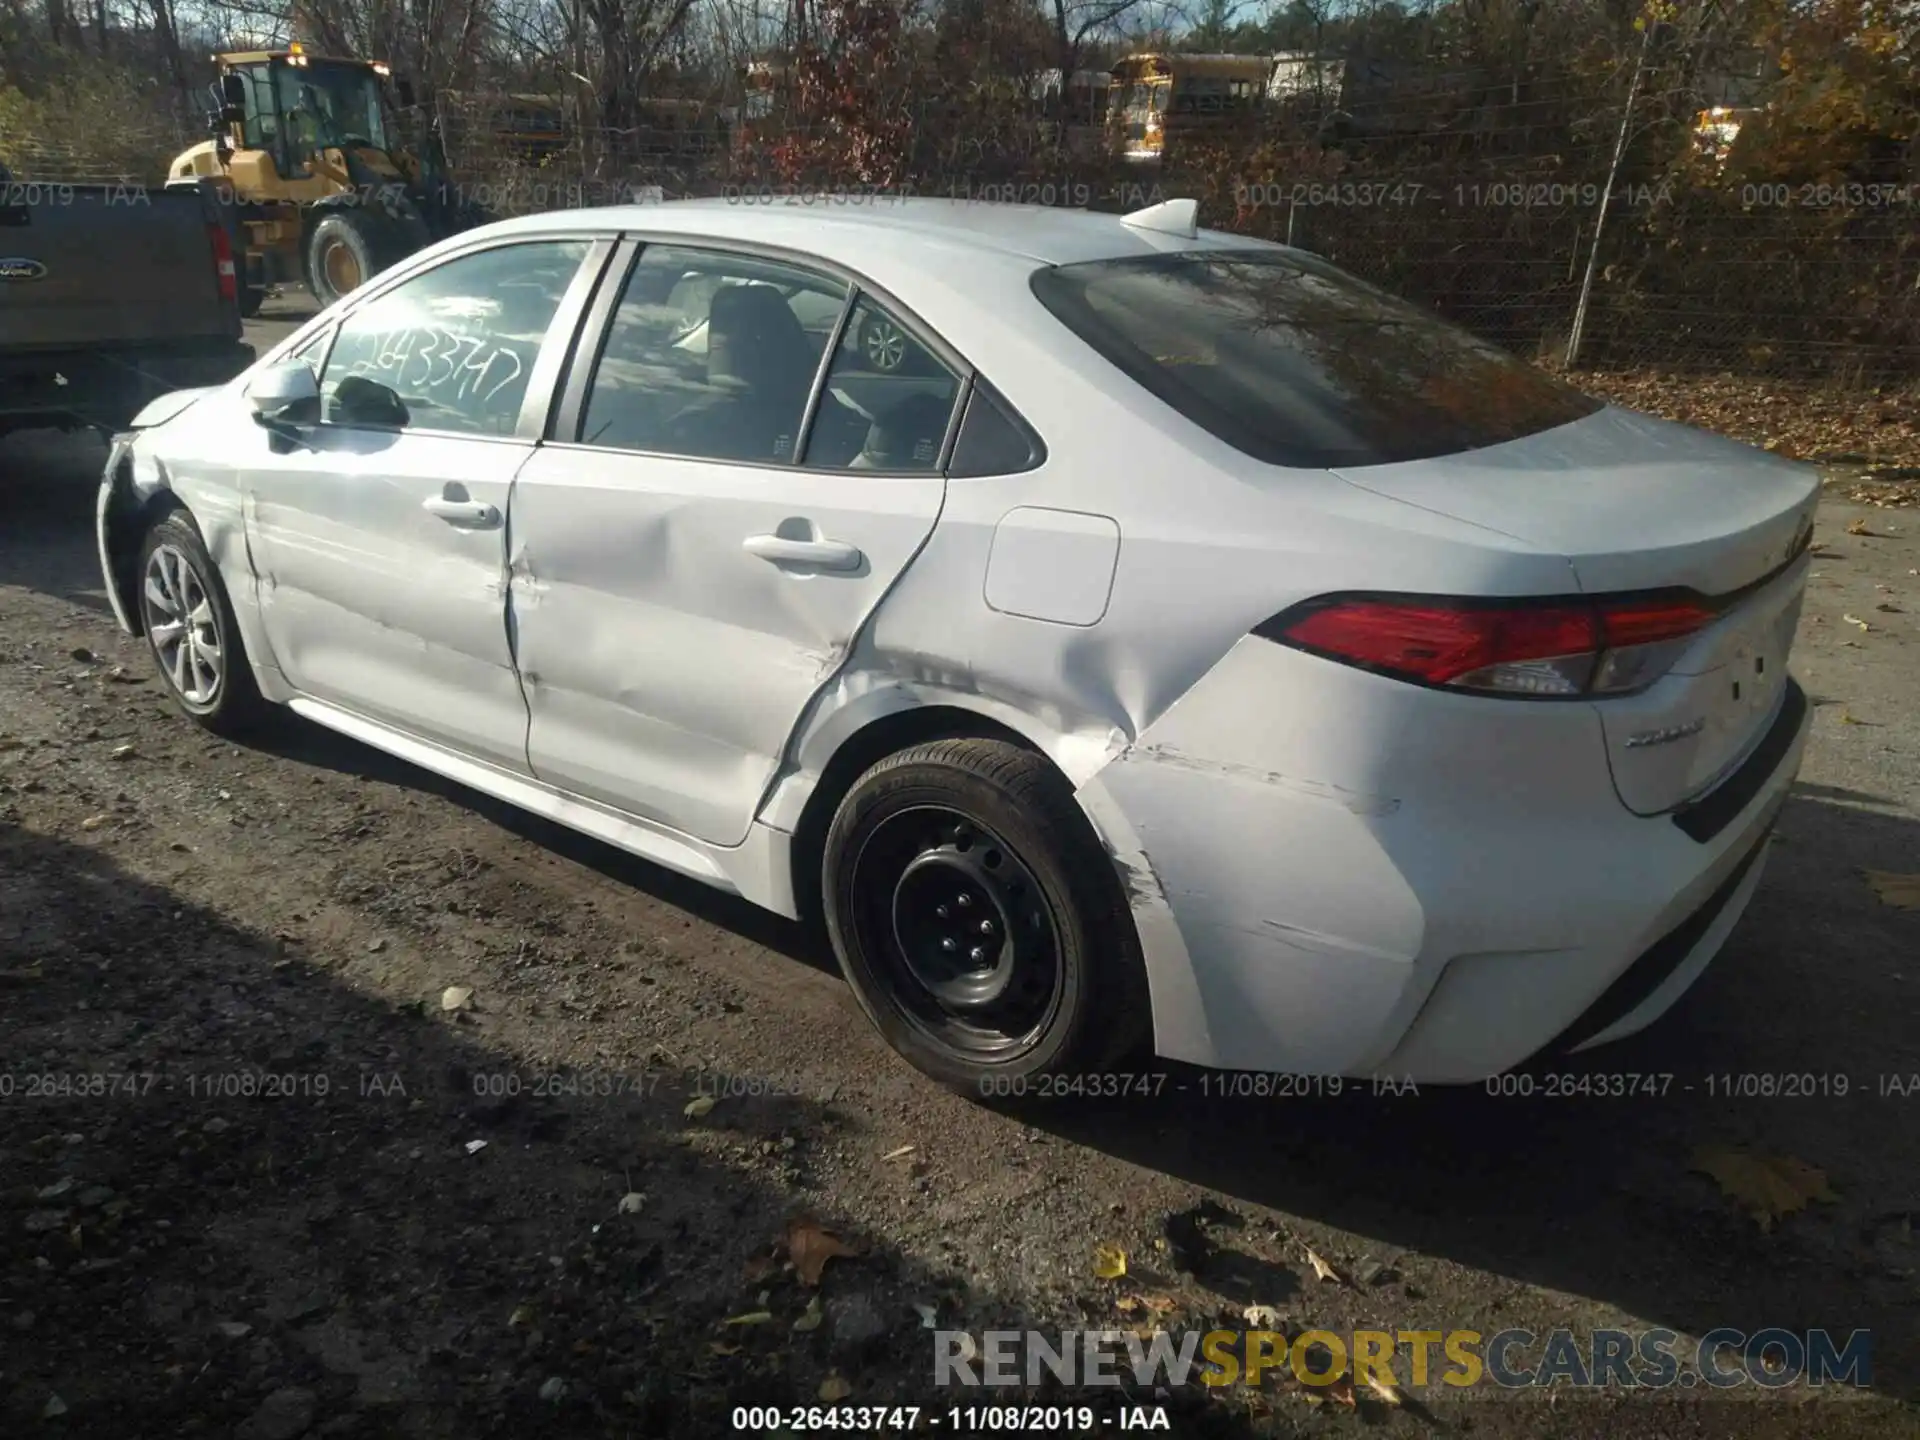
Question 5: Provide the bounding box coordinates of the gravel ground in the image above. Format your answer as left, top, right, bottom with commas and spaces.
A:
2, 298, 1917, 1439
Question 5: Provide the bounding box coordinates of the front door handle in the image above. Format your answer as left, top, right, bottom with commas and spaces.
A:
742, 533, 863, 571
423, 496, 500, 527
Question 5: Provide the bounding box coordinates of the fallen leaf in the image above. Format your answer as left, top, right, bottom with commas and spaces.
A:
464, 1139, 487, 1155
1864, 871, 1920, 910
1243, 1304, 1284, 1327
1305, 1248, 1345, 1284
819, 1372, 852, 1402
1328, 1375, 1358, 1407
80, 815, 108, 832
440, 986, 474, 1011
1839, 711, 1866, 725
723, 1310, 774, 1326
1093, 1244, 1128, 1280
913, 1302, 938, 1329
881, 1144, 915, 1161
215, 1321, 253, 1339
792, 1294, 824, 1333
110, 743, 136, 760
1845, 519, 1881, 536
0, 965, 44, 982
1842, 614, 1870, 630
787, 1218, 857, 1285
617, 1191, 646, 1215
709, 1341, 742, 1356
1117, 1293, 1177, 1316
683, 1095, 716, 1119
1364, 1373, 1406, 1406
1692, 1144, 1838, 1231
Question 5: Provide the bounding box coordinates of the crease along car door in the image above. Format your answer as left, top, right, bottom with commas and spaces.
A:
240, 237, 605, 771
508, 241, 963, 847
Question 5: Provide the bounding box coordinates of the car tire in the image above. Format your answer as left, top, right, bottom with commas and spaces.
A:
821, 738, 1150, 1092
857, 312, 909, 373
306, 208, 408, 307
136, 511, 269, 737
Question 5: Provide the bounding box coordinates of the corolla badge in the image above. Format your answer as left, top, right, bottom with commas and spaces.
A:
1623, 717, 1707, 749
0, 257, 48, 281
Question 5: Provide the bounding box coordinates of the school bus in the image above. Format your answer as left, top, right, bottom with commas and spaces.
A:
1108, 53, 1273, 162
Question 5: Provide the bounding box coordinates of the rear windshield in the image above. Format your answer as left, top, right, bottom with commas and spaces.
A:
1029, 251, 1603, 469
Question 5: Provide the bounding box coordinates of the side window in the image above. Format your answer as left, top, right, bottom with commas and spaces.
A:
801, 295, 961, 472
237, 65, 277, 151
948, 381, 1044, 477
579, 245, 848, 463
320, 240, 589, 436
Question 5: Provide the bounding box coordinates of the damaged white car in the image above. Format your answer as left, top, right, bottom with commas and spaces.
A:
98, 197, 1819, 1089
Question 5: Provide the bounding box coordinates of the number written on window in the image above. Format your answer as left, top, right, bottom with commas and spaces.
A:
319, 240, 588, 436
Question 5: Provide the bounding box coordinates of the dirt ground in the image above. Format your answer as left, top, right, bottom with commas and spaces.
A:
3, 299, 1918, 1439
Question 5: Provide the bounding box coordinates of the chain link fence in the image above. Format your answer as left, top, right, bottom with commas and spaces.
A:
6, 78, 1916, 393
417, 81, 1919, 392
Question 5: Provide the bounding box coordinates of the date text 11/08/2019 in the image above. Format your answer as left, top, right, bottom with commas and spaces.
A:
730, 1405, 1172, 1432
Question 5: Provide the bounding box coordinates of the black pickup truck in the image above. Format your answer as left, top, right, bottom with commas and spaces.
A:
0, 170, 255, 438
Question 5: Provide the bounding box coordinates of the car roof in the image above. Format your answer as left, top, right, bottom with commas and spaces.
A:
479, 196, 1259, 270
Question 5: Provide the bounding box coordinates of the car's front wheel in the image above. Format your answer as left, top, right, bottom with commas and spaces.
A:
822, 738, 1149, 1092
137, 512, 268, 736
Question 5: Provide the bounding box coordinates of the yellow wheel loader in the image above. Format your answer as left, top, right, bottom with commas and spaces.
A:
165, 44, 486, 313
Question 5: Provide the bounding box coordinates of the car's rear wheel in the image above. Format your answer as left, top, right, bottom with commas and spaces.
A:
137, 512, 268, 737
822, 738, 1148, 1091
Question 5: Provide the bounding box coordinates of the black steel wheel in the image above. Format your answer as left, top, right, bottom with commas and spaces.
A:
822, 738, 1149, 1091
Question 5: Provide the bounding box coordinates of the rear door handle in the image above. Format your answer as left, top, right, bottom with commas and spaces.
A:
423, 496, 500, 527
742, 533, 863, 571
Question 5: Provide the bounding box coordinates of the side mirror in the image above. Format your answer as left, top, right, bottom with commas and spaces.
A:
221, 73, 247, 107
331, 375, 410, 429
245, 360, 320, 422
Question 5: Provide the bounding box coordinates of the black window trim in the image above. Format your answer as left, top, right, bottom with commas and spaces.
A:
550, 230, 981, 478
287, 232, 613, 445
947, 376, 1048, 477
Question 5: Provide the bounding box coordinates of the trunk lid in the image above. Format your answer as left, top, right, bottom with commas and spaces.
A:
1333, 406, 1820, 815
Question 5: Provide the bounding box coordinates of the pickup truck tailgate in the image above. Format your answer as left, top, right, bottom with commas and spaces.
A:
1, 186, 233, 350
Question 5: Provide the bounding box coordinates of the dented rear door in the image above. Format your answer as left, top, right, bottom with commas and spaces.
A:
506, 447, 945, 846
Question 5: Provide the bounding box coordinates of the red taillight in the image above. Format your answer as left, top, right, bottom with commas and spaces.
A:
206, 221, 238, 305
1596, 596, 1717, 647
1261, 593, 1717, 698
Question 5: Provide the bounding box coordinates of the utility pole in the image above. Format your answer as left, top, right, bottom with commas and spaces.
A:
1565, 17, 1653, 371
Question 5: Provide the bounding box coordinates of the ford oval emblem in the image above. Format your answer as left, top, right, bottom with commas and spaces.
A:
0, 256, 48, 281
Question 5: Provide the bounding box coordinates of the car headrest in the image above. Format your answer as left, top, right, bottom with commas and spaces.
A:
708, 285, 810, 392
856, 392, 953, 467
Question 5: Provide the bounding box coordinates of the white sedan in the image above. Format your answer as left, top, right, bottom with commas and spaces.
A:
97, 196, 1818, 1089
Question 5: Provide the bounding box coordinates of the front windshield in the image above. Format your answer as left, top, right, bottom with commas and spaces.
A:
275, 59, 390, 151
